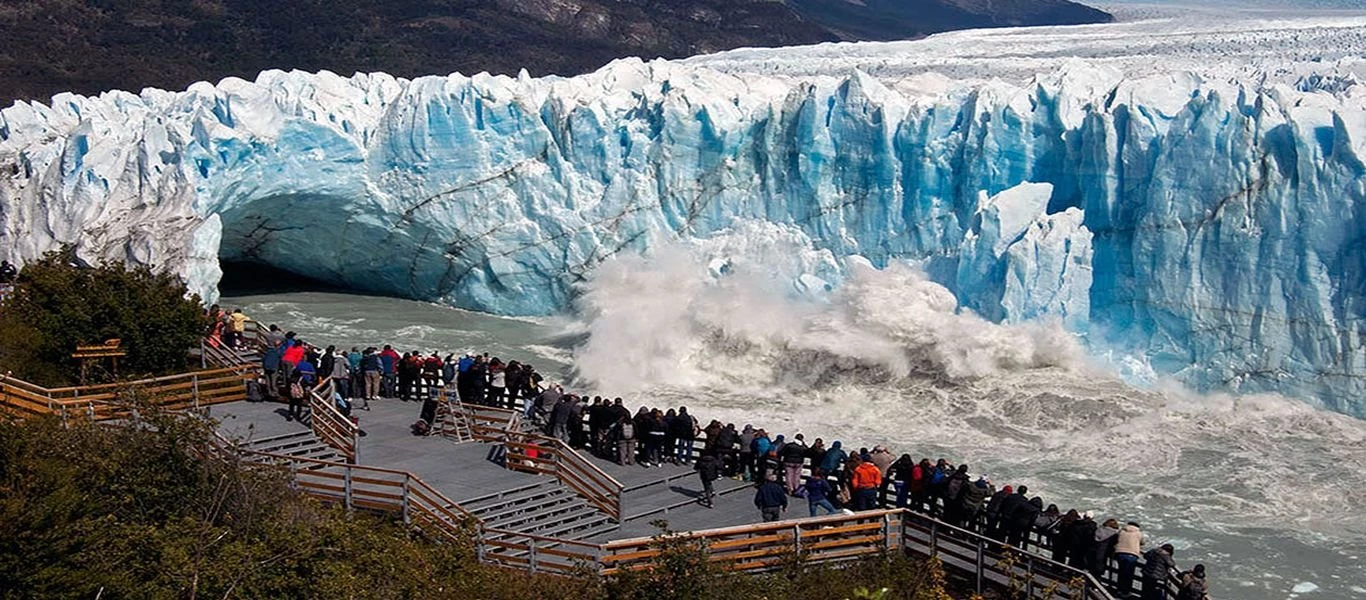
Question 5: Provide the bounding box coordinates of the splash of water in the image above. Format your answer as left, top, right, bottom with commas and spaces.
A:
569, 240, 1366, 597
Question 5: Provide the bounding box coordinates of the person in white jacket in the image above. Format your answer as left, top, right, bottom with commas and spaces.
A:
1114, 521, 1145, 597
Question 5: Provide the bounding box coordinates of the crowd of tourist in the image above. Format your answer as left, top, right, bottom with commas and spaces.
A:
234, 322, 1208, 600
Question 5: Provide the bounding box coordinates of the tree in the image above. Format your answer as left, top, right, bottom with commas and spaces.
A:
0, 246, 206, 385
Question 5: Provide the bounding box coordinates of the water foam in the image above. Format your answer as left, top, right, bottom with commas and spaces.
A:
570, 242, 1366, 597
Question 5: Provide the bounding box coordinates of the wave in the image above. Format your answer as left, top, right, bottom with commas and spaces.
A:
569, 242, 1366, 596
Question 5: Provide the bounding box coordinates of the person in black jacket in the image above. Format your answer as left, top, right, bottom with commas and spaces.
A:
1064, 512, 1098, 569
715, 423, 739, 477
985, 484, 1014, 539
696, 451, 723, 508
994, 485, 1028, 542
1008, 496, 1043, 549
942, 465, 972, 525
958, 477, 993, 531
1141, 544, 1178, 600
885, 456, 917, 508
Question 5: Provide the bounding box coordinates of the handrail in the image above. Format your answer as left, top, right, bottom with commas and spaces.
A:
306, 377, 359, 464
502, 429, 624, 522
1, 367, 252, 423
217, 427, 1121, 594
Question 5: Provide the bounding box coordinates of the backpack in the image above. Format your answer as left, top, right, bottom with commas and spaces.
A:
930, 467, 947, 486
334, 394, 352, 417
246, 379, 263, 402
289, 381, 305, 400
793, 484, 809, 499
620, 422, 635, 440
411, 419, 431, 436
946, 475, 966, 499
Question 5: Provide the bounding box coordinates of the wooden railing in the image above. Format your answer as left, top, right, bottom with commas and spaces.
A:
306, 377, 360, 464
478, 528, 603, 574
221, 431, 1121, 592
0, 367, 253, 423
502, 430, 624, 522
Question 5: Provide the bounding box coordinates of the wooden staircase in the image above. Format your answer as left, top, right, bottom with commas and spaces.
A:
239, 429, 342, 467
461, 480, 620, 562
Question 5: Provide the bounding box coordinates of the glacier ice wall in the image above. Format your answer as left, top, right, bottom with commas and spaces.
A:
3, 22, 1366, 414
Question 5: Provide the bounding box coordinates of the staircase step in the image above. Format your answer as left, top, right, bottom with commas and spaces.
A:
465, 483, 569, 514
527, 512, 613, 540
481, 496, 589, 530
488, 503, 602, 535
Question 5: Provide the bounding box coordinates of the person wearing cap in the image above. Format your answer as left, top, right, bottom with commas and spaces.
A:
1141, 543, 1177, 600
1176, 564, 1208, 600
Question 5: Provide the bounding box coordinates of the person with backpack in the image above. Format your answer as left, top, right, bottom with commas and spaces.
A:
695, 451, 722, 508
942, 464, 972, 524
1176, 564, 1208, 600
286, 371, 308, 422
379, 345, 399, 398
1064, 511, 1098, 570
614, 415, 636, 466
330, 348, 351, 399
751, 429, 773, 482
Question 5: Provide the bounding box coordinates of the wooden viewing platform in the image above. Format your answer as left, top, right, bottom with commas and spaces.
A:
0, 338, 1191, 599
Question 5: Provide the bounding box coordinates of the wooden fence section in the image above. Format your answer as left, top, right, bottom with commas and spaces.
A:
307, 378, 360, 463
0, 367, 252, 422
478, 528, 603, 575
503, 430, 624, 522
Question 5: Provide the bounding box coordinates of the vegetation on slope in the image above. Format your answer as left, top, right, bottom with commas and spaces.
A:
0, 409, 964, 599
0, 246, 206, 386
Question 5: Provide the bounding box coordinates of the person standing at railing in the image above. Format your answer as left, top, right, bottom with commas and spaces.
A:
347, 347, 363, 400
613, 414, 636, 466
1141, 543, 1177, 600
849, 455, 882, 511
754, 472, 787, 522
261, 336, 284, 398
1089, 518, 1121, 581
330, 349, 351, 400
1176, 564, 1208, 600
738, 425, 756, 482
1114, 521, 1146, 597
671, 406, 698, 464
379, 345, 399, 399
360, 348, 381, 405
780, 433, 807, 495
958, 475, 993, 532
280, 336, 304, 394
227, 308, 249, 349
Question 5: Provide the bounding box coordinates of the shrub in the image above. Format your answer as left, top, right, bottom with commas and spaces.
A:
0, 246, 205, 385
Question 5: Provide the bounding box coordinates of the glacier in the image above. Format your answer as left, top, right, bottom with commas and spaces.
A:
3, 12, 1366, 415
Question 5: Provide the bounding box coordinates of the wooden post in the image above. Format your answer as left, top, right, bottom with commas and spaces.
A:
975, 539, 986, 595
1025, 553, 1035, 599
528, 538, 539, 574
343, 466, 354, 510
929, 521, 939, 558
192, 374, 200, 410
793, 524, 803, 556
401, 476, 411, 524
881, 513, 892, 552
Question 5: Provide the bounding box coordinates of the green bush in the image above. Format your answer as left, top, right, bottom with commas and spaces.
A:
0, 246, 206, 385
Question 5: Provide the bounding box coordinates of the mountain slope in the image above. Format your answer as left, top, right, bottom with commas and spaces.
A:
791, 0, 1114, 40
0, 0, 1112, 106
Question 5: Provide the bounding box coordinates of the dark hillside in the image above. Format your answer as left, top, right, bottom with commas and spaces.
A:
0, 0, 1110, 106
